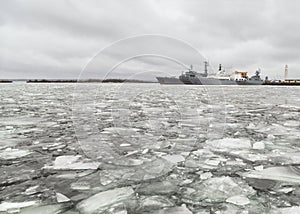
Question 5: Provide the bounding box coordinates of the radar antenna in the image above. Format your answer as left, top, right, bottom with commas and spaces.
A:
190, 65, 193, 71
256, 68, 261, 77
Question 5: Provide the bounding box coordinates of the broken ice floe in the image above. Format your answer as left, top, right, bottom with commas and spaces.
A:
43, 155, 100, 170
243, 166, 300, 184
148, 206, 193, 214
1, 84, 300, 213
226, 195, 250, 206
76, 187, 134, 213
0, 148, 31, 160
0, 201, 71, 213
182, 176, 255, 205
0, 201, 37, 212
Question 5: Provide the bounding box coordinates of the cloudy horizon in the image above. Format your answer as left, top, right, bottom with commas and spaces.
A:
1, 0, 300, 80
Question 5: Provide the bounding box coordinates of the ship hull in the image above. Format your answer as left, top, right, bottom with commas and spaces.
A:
157, 76, 238, 85
180, 76, 237, 85
157, 76, 265, 85
197, 77, 237, 85
236, 80, 264, 85
156, 77, 184, 84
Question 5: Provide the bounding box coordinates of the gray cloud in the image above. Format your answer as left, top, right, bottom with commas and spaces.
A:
1, 0, 300, 79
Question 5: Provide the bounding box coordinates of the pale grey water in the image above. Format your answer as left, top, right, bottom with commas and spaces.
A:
0, 83, 300, 213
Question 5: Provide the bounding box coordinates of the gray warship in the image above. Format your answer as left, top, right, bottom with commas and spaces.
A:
155, 64, 203, 85
157, 62, 237, 85
236, 69, 264, 85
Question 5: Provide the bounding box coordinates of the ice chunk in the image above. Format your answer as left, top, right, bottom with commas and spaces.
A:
276, 187, 295, 194
204, 159, 221, 166
71, 181, 91, 190
136, 181, 178, 195
185, 149, 225, 169
139, 196, 174, 212
270, 206, 300, 214
243, 166, 300, 184
206, 138, 252, 150
267, 134, 276, 140
180, 179, 194, 185
112, 158, 144, 166
142, 149, 150, 154
56, 170, 95, 179
122, 158, 174, 182
252, 141, 265, 150
148, 206, 193, 214
226, 195, 250, 206
24, 185, 39, 195
268, 152, 300, 165
42, 142, 66, 151
162, 154, 185, 164
120, 143, 131, 147
182, 176, 255, 204
254, 165, 264, 171
259, 124, 300, 138
200, 172, 213, 180
283, 120, 300, 127
20, 203, 72, 214
0, 148, 31, 160
103, 127, 140, 135
0, 201, 37, 212
100, 203, 128, 214
217, 150, 268, 163
43, 155, 100, 170
76, 187, 134, 213
56, 192, 70, 203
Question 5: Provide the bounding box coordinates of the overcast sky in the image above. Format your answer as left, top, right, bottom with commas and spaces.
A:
1, 0, 300, 80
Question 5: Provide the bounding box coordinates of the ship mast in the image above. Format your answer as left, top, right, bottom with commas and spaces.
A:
204, 61, 208, 77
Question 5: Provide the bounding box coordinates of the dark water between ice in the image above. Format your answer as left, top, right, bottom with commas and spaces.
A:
0, 83, 300, 213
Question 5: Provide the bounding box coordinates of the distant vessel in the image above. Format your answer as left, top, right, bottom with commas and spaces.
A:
236, 69, 264, 85
156, 64, 205, 85
157, 62, 237, 85
156, 63, 265, 85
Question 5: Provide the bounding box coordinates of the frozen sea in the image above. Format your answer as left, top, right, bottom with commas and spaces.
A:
0, 83, 300, 213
